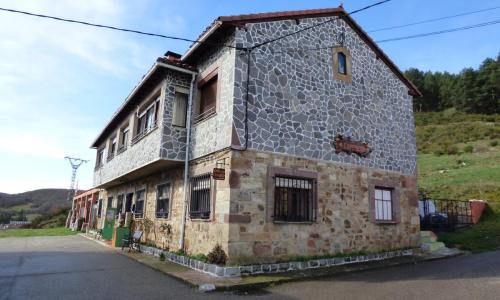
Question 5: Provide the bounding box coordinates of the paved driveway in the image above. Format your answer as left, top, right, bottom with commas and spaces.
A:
1, 235, 499, 300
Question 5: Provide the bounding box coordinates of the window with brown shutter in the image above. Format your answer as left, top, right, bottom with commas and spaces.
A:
195, 74, 217, 123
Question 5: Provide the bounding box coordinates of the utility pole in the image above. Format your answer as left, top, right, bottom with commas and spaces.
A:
65, 156, 88, 228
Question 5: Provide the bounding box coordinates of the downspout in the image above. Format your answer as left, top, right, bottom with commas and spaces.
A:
179, 73, 196, 251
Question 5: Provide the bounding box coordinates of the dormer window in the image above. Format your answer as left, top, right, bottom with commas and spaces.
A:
338, 52, 347, 75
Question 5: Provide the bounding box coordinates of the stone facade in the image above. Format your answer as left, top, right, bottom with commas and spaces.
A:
232, 17, 417, 175
227, 150, 420, 264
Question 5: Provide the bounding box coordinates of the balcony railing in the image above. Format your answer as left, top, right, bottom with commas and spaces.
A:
106, 152, 115, 162
131, 123, 157, 145
193, 106, 216, 124
117, 144, 127, 155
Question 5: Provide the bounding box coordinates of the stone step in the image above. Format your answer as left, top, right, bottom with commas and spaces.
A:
421, 242, 446, 252
420, 231, 437, 242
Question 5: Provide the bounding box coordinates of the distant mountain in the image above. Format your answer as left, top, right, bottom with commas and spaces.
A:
0, 189, 73, 221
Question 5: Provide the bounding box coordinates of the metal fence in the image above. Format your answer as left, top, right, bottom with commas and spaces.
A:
419, 197, 472, 231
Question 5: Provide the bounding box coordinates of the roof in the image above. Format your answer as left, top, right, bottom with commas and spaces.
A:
182, 6, 421, 96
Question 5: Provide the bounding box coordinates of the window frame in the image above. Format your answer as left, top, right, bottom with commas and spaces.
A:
134, 189, 146, 219
332, 46, 352, 83
132, 95, 161, 144
118, 126, 129, 154
189, 173, 213, 220
116, 194, 124, 218
369, 179, 401, 224
156, 182, 171, 219
266, 166, 318, 223
97, 199, 103, 217
95, 148, 104, 169
194, 67, 218, 124
337, 52, 347, 75
172, 89, 189, 128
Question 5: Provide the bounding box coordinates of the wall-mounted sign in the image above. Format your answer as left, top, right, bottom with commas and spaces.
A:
333, 135, 372, 157
212, 168, 225, 180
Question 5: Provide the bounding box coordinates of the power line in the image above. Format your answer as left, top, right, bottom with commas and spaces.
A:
368, 5, 500, 33
251, 18, 500, 54
250, 0, 392, 50
376, 19, 500, 43
0, 7, 241, 50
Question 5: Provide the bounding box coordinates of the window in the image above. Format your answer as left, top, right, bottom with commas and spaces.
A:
156, 183, 171, 218
134, 190, 145, 218
125, 193, 133, 213
374, 188, 393, 221
97, 199, 103, 217
172, 92, 188, 127
116, 194, 124, 218
332, 46, 352, 82
107, 197, 113, 209
107, 136, 117, 161
133, 98, 160, 143
338, 52, 347, 75
118, 127, 129, 153
95, 149, 104, 168
273, 176, 316, 222
195, 74, 217, 123
190, 173, 211, 219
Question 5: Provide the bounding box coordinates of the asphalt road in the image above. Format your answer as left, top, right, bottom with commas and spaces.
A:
1, 235, 499, 300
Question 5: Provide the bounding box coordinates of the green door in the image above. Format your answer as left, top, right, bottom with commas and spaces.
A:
102, 209, 115, 240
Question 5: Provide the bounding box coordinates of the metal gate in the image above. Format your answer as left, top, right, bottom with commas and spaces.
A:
419, 197, 472, 231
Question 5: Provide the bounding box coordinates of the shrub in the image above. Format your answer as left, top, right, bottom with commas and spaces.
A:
159, 252, 165, 261
445, 145, 459, 155
490, 140, 499, 147
463, 145, 474, 153
207, 244, 227, 266
433, 148, 444, 156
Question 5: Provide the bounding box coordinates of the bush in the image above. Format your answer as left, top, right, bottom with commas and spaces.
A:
207, 244, 227, 266
463, 145, 474, 153
490, 140, 499, 147
445, 145, 459, 155
159, 252, 165, 261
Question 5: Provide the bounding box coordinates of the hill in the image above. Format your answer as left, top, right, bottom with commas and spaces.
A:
0, 189, 72, 223
415, 110, 500, 252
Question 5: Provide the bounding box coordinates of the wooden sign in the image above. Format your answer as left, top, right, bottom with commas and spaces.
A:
212, 168, 225, 180
333, 135, 372, 157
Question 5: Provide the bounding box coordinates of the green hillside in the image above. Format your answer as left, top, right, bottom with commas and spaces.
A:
415, 110, 500, 251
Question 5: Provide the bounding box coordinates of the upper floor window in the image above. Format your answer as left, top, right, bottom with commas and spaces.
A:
332, 46, 352, 83
338, 52, 347, 75
118, 126, 129, 153
107, 136, 117, 161
190, 173, 211, 219
156, 183, 171, 218
172, 91, 188, 127
95, 148, 104, 168
134, 190, 145, 219
134, 98, 160, 143
195, 72, 217, 123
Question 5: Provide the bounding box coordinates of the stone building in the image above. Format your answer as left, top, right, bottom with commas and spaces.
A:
91, 6, 421, 264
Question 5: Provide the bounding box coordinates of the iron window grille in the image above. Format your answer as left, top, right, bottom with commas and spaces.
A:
190, 173, 211, 219
156, 183, 171, 219
274, 176, 317, 222
374, 187, 393, 221
134, 190, 145, 219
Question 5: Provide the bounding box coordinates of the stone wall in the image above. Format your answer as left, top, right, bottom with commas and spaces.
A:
189, 32, 237, 159
227, 149, 420, 264
99, 150, 233, 256
232, 17, 417, 175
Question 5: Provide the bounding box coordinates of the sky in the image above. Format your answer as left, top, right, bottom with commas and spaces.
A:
0, 0, 498, 194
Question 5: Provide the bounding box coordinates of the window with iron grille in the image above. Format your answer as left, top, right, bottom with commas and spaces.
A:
134, 190, 145, 218
274, 176, 316, 222
374, 187, 393, 221
190, 174, 211, 219
156, 183, 170, 218
97, 199, 103, 217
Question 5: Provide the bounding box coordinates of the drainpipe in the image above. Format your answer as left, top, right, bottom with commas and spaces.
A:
179, 73, 196, 251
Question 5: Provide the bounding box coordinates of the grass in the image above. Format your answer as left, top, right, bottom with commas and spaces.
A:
416, 111, 500, 252
0, 227, 78, 238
